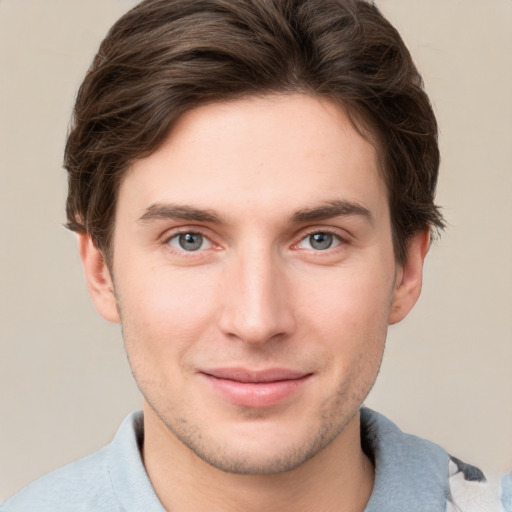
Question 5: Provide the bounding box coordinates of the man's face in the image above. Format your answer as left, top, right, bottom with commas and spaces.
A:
84, 94, 424, 474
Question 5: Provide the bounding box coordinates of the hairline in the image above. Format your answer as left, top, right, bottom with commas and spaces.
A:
98, 91, 401, 267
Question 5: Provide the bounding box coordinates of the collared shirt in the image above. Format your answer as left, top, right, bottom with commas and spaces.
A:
2, 408, 511, 511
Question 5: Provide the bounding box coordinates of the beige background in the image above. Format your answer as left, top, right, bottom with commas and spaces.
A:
0, 0, 511, 500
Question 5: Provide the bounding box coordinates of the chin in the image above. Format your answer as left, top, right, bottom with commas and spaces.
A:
162, 410, 353, 476
181, 439, 325, 476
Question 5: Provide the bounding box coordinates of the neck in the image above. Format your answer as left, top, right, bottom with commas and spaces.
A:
142, 403, 374, 512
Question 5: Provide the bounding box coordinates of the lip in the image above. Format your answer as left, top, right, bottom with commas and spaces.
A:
199, 367, 312, 408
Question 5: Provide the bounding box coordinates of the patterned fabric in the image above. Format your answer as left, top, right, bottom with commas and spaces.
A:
447, 457, 510, 512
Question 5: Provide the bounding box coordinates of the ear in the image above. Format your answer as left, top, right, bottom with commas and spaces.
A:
388, 230, 430, 326
78, 234, 120, 323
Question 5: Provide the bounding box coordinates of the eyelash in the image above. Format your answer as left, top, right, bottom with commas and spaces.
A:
164, 229, 214, 252
293, 228, 346, 251
163, 227, 347, 255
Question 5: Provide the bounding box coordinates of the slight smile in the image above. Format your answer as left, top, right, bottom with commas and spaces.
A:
199, 368, 313, 408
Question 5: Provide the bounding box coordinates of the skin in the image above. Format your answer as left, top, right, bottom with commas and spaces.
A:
80, 94, 429, 512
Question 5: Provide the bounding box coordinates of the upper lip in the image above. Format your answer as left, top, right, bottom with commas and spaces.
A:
200, 367, 311, 383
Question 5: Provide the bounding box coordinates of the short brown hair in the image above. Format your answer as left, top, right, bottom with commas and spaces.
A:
65, 0, 444, 265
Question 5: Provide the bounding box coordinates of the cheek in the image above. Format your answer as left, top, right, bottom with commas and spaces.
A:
298, 264, 394, 333
115, 265, 220, 360
295, 262, 393, 374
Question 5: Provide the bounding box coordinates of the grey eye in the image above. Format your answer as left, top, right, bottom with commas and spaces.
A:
297, 232, 342, 251
180, 233, 203, 251
309, 233, 333, 250
169, 232, 211, 251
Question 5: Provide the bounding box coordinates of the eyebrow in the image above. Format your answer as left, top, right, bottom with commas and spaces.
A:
138, 199, 373, 225
291, 200, 373, 224
138, 204, 222, 224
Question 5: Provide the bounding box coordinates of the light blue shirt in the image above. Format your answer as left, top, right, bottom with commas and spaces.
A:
2, 409, 510, 511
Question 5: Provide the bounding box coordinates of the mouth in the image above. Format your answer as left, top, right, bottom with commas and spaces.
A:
199, 367, 313, 408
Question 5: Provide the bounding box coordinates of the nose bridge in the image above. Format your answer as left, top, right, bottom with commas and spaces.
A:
219, 242, 294, 344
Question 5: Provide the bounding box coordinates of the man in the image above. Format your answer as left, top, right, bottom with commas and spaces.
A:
1, 0, 510, 510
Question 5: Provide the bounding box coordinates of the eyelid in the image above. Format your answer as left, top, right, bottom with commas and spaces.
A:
169, 232, 212, 251
292, 227, 349, 251
162, 224, 211, 241
159, 225, 350, 253
162, 227, 218, 251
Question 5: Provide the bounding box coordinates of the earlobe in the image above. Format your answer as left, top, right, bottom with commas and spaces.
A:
78, 234, 120, 323
388, 230, 430, 326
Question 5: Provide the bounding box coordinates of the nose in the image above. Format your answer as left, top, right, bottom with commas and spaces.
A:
218, 247, 296, 345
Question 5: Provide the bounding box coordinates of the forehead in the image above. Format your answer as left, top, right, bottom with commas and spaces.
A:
118, 94, 388, 225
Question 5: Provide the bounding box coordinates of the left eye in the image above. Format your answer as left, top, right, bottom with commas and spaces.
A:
297, 232, 342, 251
168, 232, 212, 252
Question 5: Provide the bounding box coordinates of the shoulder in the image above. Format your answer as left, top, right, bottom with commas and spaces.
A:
0, 412, 154, 512
0, 446, 120, 512
360, 408, 512, 512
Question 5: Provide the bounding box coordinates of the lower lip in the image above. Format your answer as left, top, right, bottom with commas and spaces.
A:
201, 374, 311, 408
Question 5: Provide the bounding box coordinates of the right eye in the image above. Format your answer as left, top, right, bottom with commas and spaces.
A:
167, 232, 212, 252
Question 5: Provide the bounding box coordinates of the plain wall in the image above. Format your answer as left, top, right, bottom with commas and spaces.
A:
0, 0, 511, 500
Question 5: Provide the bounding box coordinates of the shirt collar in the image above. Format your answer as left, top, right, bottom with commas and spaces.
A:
107, 408, 450, 512
361, 407, 450, 512
107, 411, 166, 511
